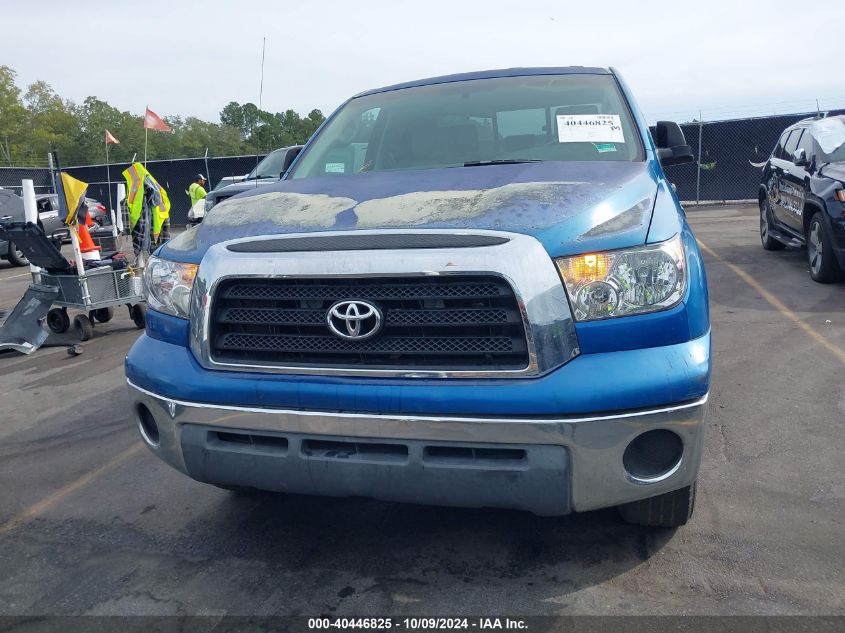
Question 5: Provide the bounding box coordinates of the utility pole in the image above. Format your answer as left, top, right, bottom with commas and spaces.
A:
696, 111, 703, 205
47, 151, 56, 193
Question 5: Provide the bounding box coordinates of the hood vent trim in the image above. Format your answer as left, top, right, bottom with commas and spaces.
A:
226, 233, 510, 253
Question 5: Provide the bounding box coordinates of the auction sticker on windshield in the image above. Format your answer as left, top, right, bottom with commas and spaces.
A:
557, 114, 624, 143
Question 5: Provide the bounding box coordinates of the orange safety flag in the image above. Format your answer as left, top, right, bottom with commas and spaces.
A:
143, 107, 171, 133
105, 129, 120, 144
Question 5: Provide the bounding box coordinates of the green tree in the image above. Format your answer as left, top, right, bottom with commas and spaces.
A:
0, 66, 326, 166
220, 101, 246, 136
74, 96, 145, 164
22, 80, 80, 166
0, 66, 28, 165
218, 101, 325, 152
177, 117, 243, 157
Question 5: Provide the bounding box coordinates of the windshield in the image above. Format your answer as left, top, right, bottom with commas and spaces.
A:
811, 117, 845, 163
290, 74, 643, 179
246, 149, 286, 180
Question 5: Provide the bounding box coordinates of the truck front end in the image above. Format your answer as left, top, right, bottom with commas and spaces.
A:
126, 67, 709, 527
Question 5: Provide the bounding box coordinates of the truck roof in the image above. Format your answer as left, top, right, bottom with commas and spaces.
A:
355, 66, 612, 98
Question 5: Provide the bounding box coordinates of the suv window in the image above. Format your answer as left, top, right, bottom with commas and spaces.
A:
782, 129, 802, 160
247, 149, 287, 180
773, 130, 791, 159
290, 74, 643, 179
797, 128, 814, 160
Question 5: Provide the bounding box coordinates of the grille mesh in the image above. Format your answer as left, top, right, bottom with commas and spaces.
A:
220, 334, 515, 354
224, 282, 504, 301
210, 276, 528, 370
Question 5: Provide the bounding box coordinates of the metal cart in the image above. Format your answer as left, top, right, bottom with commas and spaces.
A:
39, 265, 146, 341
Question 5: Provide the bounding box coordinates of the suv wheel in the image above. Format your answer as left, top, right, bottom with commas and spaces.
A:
760, 200, 785, 251
6, 241, 29, 267
618, 482, 696, 528
807, 212, 842, 283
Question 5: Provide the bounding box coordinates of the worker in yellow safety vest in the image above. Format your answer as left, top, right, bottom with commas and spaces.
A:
188, 174, 207, 207
121, 162, 171, 253
187, 174, 207, 224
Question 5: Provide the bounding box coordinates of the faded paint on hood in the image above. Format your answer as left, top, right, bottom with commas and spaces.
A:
162, 161, 660, 263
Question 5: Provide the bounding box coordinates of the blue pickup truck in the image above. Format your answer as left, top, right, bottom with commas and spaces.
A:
126, 67, 710, 527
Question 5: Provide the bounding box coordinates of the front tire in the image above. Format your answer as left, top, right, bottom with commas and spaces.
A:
807, 212, 842, 283
760, 200, 785, 251
618, 482, 696, 528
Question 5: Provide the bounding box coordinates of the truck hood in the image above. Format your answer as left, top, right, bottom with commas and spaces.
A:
820, 161, 845, 183
163, 161, 660, 262
209, 178, 277, 200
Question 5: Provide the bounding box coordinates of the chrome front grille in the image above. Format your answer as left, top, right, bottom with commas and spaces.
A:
210, 276, 529, 370
190, 229, 580, 378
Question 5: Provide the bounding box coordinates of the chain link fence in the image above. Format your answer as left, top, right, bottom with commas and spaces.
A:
1, 109, 840, 223
65, 155, 266, 225
0, 155, 265, 225
0, 167, 54, 195
656, 111, 837, 204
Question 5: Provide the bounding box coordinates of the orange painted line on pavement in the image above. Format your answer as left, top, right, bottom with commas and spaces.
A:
697, 238, 845, 365
0, 443, 144, 536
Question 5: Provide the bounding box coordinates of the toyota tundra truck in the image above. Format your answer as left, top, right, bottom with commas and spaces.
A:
126, 67, 710, 527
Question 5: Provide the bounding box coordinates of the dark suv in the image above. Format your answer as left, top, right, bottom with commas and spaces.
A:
205, 145, 303, 213
759, 114, 845, 282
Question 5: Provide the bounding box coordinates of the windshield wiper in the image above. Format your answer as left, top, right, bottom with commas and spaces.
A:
463, 159, 543, 167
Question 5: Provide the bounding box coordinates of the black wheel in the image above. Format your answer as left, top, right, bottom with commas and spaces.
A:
91, 307, 114, 323
6, 241, 29, 267
807, 212, 843, 283
618, 482, 696, 528
130, 303, 147, 329
760, 199, 785, 251
74, 314, 94, 342
46, 308, 70, 334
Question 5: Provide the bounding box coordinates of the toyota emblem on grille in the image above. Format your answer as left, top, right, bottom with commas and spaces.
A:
326, 300, 383, 341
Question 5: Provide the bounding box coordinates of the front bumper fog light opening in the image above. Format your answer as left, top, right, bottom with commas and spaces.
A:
137, 404, 160, 447
623, 429, 683, 484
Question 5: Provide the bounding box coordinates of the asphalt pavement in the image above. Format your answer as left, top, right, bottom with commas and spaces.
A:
0, 204, 843, 616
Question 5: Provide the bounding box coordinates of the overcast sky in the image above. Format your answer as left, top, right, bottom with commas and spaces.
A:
3, 0, 843, 124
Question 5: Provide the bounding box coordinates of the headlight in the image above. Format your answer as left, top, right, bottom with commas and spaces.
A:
555, 235, 686, 321
143, 255, 198, 319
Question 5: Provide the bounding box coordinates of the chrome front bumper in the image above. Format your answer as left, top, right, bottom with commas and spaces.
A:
128, 380, 707, 516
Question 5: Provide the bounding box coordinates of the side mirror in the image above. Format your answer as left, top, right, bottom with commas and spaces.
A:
654, 121, 695, 166
280, 146, 304, 177
793, 148, 808, 167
